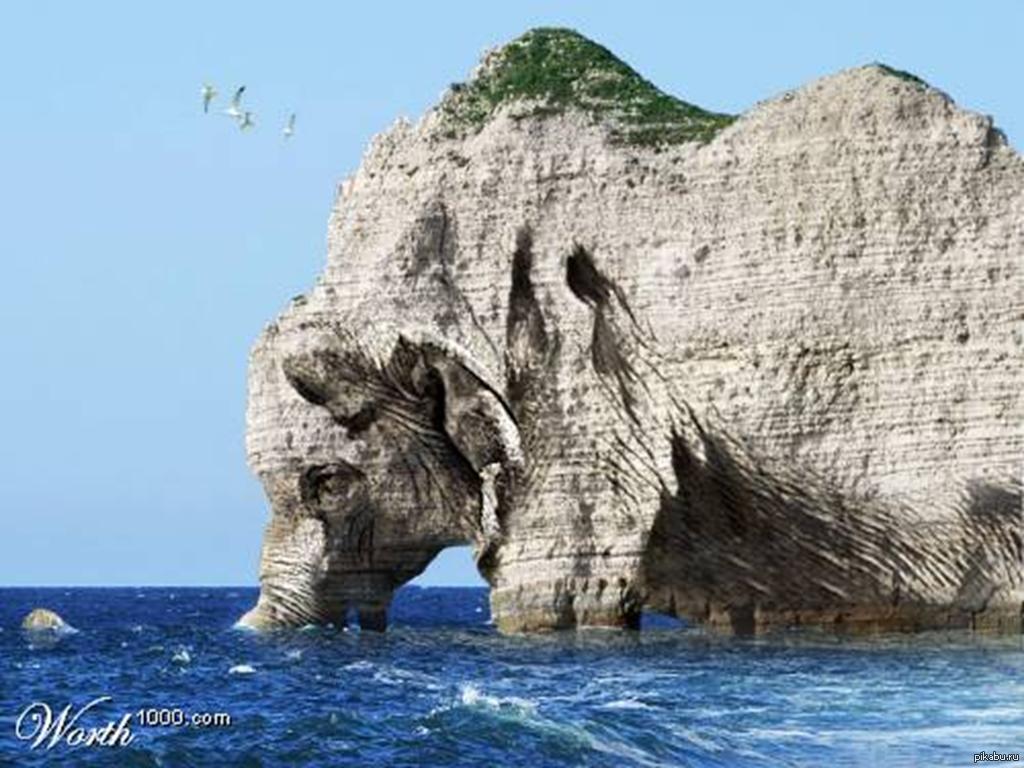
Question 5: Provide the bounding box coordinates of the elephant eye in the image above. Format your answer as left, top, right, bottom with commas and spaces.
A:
299, 462, 366, 513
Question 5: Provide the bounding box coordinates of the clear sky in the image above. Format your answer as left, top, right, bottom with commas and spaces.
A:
1, 2, 1020, 587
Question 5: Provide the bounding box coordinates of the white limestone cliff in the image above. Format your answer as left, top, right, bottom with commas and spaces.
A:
240, 29, 1022, 634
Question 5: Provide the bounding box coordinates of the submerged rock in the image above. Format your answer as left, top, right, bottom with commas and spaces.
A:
21, 608, 69, 632
240, 28, 1022, 635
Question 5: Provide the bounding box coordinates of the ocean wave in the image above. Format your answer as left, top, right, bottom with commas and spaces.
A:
2, 586, 1022, 766
600, 697, 654, 711
342, 660, 374, 672
372, 666, 443, 690
668, 725, 725, 753
458, 683, 538, 716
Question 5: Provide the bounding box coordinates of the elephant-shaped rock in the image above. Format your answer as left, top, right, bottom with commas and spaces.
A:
240, 29, 1023, 634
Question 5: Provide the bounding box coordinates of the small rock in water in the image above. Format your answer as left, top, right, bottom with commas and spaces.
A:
229, 663, 256, 675
21, 608, 71, 632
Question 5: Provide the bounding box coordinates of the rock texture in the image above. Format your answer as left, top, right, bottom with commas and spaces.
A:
21, 608, 69, 632
239, 29, 1023, 634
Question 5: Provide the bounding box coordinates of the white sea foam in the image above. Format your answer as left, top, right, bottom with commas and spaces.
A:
343, 660, 374, 672
171, 648, 191, 665
285, 649, 303, 661
373, 666, 442, 690
229, 663, 256, 675
458, 683, 537, 716
601, 697, 653, 710
743, 727, 822, 741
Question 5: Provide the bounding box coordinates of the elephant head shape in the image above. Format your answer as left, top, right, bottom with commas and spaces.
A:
238, 325, 525, 630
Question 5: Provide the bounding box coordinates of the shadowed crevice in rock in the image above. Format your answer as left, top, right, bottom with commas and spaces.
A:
506, 227, 551, 406
641, 409, 1023, 633
505, 228, 561, 429
283, 364, 331, 406
566, 245, 644, 424
499, 228, 571, 570
566, 243, 615, 306
954, 480, 1024, 620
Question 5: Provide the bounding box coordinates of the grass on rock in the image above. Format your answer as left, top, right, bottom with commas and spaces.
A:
439, 28, 736, 147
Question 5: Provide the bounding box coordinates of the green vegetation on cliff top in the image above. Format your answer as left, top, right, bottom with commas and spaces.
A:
873, 62, 928, 86
439, 28, 737, 147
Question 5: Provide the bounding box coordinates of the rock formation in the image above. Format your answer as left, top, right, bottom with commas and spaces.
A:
21, 608, 70, 632
239, 28, 1023, 634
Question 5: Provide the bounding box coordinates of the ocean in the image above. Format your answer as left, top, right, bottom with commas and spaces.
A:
0, 587, 1021, 766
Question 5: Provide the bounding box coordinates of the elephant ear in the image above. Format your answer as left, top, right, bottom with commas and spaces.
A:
394, 329, 524, 557
395, 329, 524, 474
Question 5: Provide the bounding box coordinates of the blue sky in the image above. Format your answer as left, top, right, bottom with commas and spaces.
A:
1, 2, 1020, 587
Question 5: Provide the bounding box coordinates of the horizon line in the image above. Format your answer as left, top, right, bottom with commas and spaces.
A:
0, 583, 483, 589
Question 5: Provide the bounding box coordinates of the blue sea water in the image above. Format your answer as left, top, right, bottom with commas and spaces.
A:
0, 588, 1021, 767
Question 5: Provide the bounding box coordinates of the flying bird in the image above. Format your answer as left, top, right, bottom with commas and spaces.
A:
239, 111, 255, 131
200, 83, 217, 113
223, 85, 246, 121
283, 113, 296, 139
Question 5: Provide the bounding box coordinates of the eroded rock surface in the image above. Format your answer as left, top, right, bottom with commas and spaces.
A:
21, 608, 70, 632
240, 29, 1023, 634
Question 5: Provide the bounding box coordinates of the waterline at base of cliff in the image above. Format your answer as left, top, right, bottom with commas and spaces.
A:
1, 587, 1021, 765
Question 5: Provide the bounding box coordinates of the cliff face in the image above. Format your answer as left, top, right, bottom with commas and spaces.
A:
240, 29, 1023, 634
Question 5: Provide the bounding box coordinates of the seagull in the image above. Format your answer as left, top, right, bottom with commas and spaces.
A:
283, 113, 296, 139
238, 111, 255, 131
223, 85, 246, 121
201, 83, 217, 113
